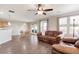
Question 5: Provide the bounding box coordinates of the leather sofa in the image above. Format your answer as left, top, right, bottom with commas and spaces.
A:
52, 38, 79, 54
37, 31, 62, 45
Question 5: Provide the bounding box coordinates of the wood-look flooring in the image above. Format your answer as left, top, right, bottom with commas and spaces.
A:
0, 35, 52, 54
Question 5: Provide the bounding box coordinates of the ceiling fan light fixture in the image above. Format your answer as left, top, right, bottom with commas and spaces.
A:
27, 4, 53, 15
37, 11, 43, 14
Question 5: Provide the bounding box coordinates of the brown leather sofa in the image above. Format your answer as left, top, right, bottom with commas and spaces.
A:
37, 31, 62, 45
52, 38, 79, 54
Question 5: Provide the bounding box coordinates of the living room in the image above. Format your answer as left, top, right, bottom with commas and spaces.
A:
0, 4, 79, 54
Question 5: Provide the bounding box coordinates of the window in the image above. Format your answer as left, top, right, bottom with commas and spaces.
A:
59, 17, 67, 25
69, 26, 79, 35
59, 15, 79, 37
69, 16, 79, 36
31, 24, 38, 34
59, 27, 67, 34
59, 17, 67, 35
70, 15, 79, 25
40, 20, 48, 32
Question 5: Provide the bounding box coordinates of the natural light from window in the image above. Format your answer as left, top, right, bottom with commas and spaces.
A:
59, 15, 79, 37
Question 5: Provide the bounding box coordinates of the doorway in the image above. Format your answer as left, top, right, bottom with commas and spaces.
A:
31, 24, 38, 34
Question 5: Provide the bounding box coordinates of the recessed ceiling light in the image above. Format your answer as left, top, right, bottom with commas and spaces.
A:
8, 22, 11, 26
0, 12, 4, 14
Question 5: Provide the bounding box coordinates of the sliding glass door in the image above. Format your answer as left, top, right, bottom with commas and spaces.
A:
30, 20, 48, 34
31, 24, 38, 34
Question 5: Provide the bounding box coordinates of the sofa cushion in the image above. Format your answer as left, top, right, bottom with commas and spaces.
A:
45, 31, 53, 36
37, 32, 42, 36
45, 31, 62, 36
52, 34, 57, 37
52, 44, 79, 54
37, 31, 62, 45
62, 38, 78, 44
75, 40, 79, 48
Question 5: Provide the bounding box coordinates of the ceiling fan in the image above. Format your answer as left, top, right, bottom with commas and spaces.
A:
27, 4, 53, 15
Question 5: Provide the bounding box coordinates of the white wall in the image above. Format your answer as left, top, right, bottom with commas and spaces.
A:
28, 16, 58, 33
0, 28, 12, 44
36, 16, 58, 31
10, 21, 29, 36
48, 16, 58, 31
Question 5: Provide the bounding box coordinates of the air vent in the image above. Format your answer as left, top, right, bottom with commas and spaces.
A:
9, 10, 15, 13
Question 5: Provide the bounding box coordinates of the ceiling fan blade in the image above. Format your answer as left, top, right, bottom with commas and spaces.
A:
35, 13, 38, 15
44, 9, 53, 11
43, 12, 46, 15
27, 9, 36, 11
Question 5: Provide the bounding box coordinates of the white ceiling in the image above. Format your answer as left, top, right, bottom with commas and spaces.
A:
0, 4, 79, 22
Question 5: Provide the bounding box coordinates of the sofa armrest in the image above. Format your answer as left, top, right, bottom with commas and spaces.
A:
37, 32, 42, 36
48, 36, 61, 45
56, 36, 61, 41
